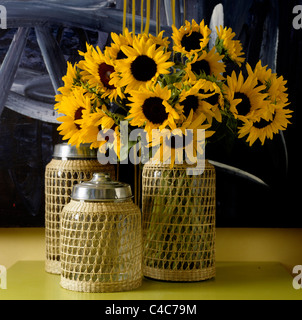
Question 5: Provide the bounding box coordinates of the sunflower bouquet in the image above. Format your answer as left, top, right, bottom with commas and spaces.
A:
55, 19, 292, 165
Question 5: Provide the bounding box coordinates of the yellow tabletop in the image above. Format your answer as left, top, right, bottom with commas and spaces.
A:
1, 261, 301, 300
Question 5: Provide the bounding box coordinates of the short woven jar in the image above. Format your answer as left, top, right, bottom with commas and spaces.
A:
60, 173, 142, 293
142, 160, 216, 282
44, 143, 116, 274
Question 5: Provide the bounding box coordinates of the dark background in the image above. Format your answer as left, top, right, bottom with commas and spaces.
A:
0, 0, 301, 227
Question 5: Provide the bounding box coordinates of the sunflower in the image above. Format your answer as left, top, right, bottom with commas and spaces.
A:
224, 71, 268, 122
110, 36, 174, 93
197, 78, 225, 123
55, 62, 81, 111
99, 112, 116, 131
78, 43, 123, 101
79, 106, 110, 149
238, 106, 293, 146
105, 28, 134, 63
125, 83, 179, 136
57, 87, 92, 147
246, 61, 272, 87
145, 30, 170, 50
246, 61, 289, 107
150, 111, 215, 167
216, 26, 245, 67
185, 47, 225, 81
269, 75, 289, 106
172, 19, 211, 57
176, 80, 218, 125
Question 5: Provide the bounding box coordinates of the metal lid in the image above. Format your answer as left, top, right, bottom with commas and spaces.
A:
71, 172, 133, 202
53, 143, 97, 160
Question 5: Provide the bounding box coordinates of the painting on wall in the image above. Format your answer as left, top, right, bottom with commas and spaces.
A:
0, 0, 300, 228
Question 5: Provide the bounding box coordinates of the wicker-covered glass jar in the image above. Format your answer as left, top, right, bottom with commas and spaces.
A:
142, 160, 216, 282
44, 143, 116, 274
60, 172, 142, 293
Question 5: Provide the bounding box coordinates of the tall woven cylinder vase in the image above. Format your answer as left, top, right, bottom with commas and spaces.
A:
45, 157, 116, 274
142, 160, 216, 282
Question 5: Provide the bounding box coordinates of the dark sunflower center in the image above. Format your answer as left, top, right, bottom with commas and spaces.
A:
234, 92, 251, 116
200, 89, 219, 105
98, 63, 115, 89
191, 60, 211, 76
181, 31, 204, 51
142, 97, 168, 125
205, 93, 219, 105
253, 113, 275, 129
180, 95, 199, 118
74, 107, 85, 130
131, 55, 157, 81
116, 50, 127, 60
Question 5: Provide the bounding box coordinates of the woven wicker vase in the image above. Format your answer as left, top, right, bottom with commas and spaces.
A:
44, 144, 116, 275
60, 173, 142, 293
142, 160, 216, 282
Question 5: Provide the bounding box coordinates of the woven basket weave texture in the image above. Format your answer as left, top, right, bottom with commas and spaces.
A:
142, 160, 216, 282
45, 159, 115, 274
60, 200, 142, 293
